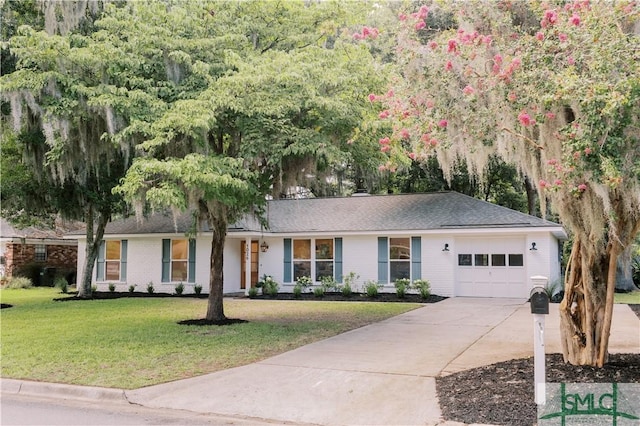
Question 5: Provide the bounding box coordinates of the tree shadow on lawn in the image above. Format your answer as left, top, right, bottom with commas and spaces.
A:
177, 318, 248, 326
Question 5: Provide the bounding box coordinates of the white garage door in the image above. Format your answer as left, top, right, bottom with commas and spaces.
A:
455, 238, 527, 298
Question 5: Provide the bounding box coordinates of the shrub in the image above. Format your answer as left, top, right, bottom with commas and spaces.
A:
247, 286, 258, 297
394, 278, 411, 299
364, 280, 381, 298
108, 283, 116, 293
313, 286, 325, 298
339, 272, 358, 297
146, 282, 154, 294
194, 284, 203, 295
91, 284, 98, 295
412, 279, 431, 299
259, 275, 279, 297
295, 275, 313, 293
55, 277, 69, 294
128, 284, 136, 293
6, 277, 32, 289
293, 283, 303, 298
320, 276, 338, 292
174, 283, 185, 295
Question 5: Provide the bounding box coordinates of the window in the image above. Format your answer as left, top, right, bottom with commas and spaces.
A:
34, 244, 47, 262
315, 239, 334, 281
389, 237, 410, 282
474, 254, 489, 266
291, 238, 337, 282
171, 240, 188, 282
509, 254, 524, 267
491, 254, 506, 267
162, 239, 195, 283
105, 241, 121, 281
458, 254, 472, 266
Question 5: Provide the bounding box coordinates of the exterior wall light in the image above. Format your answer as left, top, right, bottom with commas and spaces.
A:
530, 242, 537, 251
443, 243, 450, 252
260, 241, 269, 253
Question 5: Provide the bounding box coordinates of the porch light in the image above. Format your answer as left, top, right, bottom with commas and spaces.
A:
260, 241, 269, 252
530, 242, 537, 251
443, 243, 450, 252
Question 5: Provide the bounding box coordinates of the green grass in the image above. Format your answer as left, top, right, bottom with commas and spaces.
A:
0, 287, 419, 389
615, 290, 640, 304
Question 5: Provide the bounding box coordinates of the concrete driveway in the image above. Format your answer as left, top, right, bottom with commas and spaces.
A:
124, 298, 638, 425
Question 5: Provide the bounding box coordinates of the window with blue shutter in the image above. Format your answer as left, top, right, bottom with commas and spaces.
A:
334, 238, 343, 283
188, 239, 196, 283
96, 241, 105, 281
378, 237, 388, 284
283, 238, 292, 283
411, 236, 421, 280
121, 240, 128, 281
161, 239, 171, 282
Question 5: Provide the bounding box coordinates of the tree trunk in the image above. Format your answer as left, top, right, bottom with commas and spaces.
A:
558, 237, 610, 365
205, 212, 228, 322
524, 176, 537, 217
615, 245, 637, 292
77, 206, 108, 298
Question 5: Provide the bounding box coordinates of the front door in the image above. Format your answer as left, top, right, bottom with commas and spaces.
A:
240, 241, 259, 289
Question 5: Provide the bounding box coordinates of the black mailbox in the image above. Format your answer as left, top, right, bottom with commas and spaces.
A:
530, 287, 549, 315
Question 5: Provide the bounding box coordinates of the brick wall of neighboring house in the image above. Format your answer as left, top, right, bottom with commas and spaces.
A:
3, 242, 78, 284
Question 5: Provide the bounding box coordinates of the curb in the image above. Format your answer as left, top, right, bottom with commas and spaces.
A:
1, 378, 128, 403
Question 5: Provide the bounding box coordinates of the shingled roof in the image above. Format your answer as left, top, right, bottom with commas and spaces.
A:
96, 192, 563, 236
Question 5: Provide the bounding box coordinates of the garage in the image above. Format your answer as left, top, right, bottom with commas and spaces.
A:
455, 237, 527, 298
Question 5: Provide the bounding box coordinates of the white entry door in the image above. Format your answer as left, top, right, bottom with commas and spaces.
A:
455, 237, 527, 298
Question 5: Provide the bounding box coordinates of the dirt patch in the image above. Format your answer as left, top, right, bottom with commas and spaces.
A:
1, 303, 13, 309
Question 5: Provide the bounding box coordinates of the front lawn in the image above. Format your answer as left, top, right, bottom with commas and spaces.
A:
614, 290, 640, 304
0, 288, 419, 389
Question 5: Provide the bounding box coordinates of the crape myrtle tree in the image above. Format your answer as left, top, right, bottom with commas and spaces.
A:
366, 1, 640, 366
111, 1, 385, 321
0, 0, 135, 298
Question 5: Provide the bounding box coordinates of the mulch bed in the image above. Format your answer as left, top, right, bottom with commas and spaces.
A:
437, 304, 640, 426
247, 292, 446, 303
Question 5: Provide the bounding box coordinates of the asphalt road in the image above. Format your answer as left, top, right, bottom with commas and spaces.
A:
0, 393, 274, 426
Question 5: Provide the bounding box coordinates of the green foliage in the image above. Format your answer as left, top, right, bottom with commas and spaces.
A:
6, 277, 32, 289
247, 286, 258, 298
394, 278, 411, 299
320, 276, 338, 292
54, 277, 69, 294
364, 280, 382, 298
412, 279, 431, 300
340, 283, 353, 297
108, 283, 116, 293
295, 276, 313, 293
259, 275, 279, 297
174, 283, 185, 295
313, 286, 325, 298
194, 284, 203, 295
146, 282, 154, 294
128, 284, 136, 293
292, 283, 303, 298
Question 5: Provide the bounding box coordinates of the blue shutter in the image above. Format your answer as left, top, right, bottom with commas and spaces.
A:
162, 239, 171, 282
96, 241, 105, 281
188, 239, 196, 283
120, 240, 128, 281
334, 238, 343, 283
283, 238, 292, 283
377, 237, 388, 284
411, 236, 421, 280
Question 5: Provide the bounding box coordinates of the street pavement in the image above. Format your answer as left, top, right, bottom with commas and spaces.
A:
2, 298, 639, 426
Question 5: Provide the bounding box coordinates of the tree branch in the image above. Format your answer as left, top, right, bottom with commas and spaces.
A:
500, 127, 544, 150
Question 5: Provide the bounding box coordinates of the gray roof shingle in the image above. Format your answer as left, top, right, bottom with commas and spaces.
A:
97, 192, 562, 236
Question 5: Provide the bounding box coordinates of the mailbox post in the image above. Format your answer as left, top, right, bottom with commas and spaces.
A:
530, 277, 549, 405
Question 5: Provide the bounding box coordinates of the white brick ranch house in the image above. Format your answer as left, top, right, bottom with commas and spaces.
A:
72, 192, 567, 298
